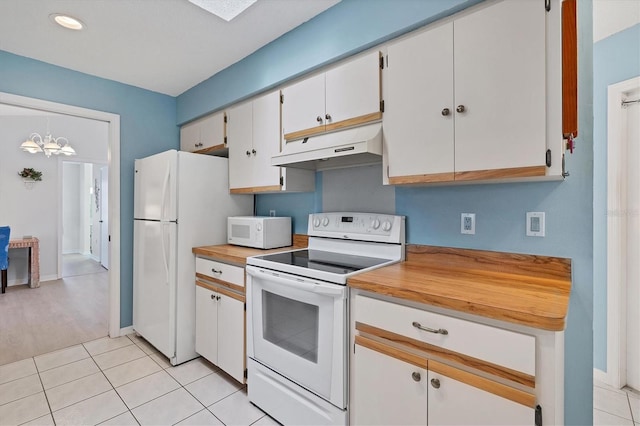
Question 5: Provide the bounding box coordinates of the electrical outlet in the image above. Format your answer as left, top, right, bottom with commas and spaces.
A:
526, 212, 545, 237
269, 210, 276, 217
461, 213, 475, 235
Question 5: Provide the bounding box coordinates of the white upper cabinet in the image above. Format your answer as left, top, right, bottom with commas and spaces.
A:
453, 0, 546, 176
227, 100, 254, 191
228, 90, 315, 193
385, 0, 556, 185
385, 22, 455, 184
180, 111, 226, 155
282, 50, 382, 141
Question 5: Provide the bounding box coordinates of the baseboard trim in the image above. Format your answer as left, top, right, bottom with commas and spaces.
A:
594, 367, 611, 386
118, 326, 134, 337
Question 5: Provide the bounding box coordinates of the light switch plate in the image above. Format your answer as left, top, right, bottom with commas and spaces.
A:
526, 212, 545, 237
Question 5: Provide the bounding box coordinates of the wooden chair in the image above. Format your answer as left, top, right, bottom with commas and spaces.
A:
0, 226, 10, 294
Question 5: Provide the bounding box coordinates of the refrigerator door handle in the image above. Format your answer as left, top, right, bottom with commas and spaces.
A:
161, 223, 170, 285
161, 161, 171, 222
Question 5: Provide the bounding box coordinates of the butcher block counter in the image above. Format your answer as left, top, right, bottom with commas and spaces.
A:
192, 234, 308, 265
348, 244, 572, 332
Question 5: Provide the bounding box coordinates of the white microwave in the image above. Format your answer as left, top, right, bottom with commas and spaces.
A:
228, 216, 292, 249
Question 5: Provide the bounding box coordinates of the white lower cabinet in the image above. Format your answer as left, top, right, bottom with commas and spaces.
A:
350, 292, 548, 425
195, 283, 245, 383
352, 340, 534, 426
352, 343, 427, 426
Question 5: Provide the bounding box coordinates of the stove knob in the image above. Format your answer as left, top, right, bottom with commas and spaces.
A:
371, 219, 381, 230
322, 217, 330, 227
256, 223, 262, 232
382, 220, 392, 231
313, 217, 321, 228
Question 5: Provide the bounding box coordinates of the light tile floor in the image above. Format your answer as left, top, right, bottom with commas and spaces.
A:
4, 333, 638, 426
594, 378, 640, 425
0, 334, 278, 426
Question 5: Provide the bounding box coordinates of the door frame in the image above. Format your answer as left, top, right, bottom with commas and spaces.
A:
0, 91, 121, 339
602, 76, 640, 388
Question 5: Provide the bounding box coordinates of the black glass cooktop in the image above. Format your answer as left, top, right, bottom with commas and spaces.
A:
256, 249, 391, 275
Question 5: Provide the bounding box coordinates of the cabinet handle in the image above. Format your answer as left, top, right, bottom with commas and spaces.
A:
441, 108, 450, 116
316, 116, 323, 123
246, 150, 251, 157
325, 113, 332, 121
431, 378, 441, 389
216, 295, 221, 301
211, 268, 222, 275
456, 105, 466, 113
252, 149, 257, 155
412, 372, 421, 382
210, 294, 215, 300
412, 321, 448, 335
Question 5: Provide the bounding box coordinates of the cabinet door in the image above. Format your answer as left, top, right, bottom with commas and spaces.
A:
251, 90, 282, 190
385, 24, 455, 184
325, 50, 381, 132
351, 343, 427, 426
217, 293, 245, 383
227, 101, 254, 190
282, 73, 325, 140
200, 111, 225, 150
453, 0, 546, 175
428, 365, 534, 425
195, 285, 218, 364
180, 120, 200, 152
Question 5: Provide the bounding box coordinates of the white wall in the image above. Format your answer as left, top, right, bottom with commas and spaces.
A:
62, 163, 82, 253
0, 114, 108, 284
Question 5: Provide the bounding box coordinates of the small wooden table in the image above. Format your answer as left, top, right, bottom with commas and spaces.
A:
3, 238, 40, 292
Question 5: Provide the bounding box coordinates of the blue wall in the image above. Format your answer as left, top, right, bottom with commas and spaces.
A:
177, 0, 480, 124
0, 50, 178, 327
180, 1, 594, 423
593, 23, 640, 371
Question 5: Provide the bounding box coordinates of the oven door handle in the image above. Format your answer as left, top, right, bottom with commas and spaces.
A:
247, 267, 344, 297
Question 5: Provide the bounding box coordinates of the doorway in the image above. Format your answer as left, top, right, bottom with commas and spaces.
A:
61, 162, 108, 278
0, 91, 121, 339
606, 76, 640, 391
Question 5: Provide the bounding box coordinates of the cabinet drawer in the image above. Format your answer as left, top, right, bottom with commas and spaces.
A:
354, 294, 535, 376
196, 257, 244, 288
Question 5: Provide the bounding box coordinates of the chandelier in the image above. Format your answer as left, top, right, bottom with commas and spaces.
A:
20, 132, 76, 157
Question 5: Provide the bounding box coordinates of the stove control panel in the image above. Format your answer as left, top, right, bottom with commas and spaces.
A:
308, 212, 405, 244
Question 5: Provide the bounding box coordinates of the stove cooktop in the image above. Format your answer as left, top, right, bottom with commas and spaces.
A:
252, 249, 392, 276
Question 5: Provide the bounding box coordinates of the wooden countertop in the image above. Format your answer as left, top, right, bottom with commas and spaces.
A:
348, 245, 572, 332
192, 234, 308, 265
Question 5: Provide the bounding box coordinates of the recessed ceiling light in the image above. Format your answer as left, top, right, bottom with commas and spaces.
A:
50, 13, 85, 30
188, 0, 258, 22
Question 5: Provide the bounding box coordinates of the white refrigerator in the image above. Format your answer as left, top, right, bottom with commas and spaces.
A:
133, 149, 253, 365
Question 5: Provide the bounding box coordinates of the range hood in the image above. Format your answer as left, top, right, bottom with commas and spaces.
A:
272, 123, 383, 171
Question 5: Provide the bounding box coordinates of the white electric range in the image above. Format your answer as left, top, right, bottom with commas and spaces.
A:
246, 212, 405, 425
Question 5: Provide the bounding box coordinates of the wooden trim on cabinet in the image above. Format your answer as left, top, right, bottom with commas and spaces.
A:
194, 144, 227, 155
355, 335, 428, 369
324, 112, 382, 133
389, 172, 455, 185
230, 185, 282, 194
196, 279, 245, 302
283, 112, 383, 141
562, 0, 578, 138
284, 126, 325, 141
355, 322, 535, 388
429, 360, 537, 409
454, 166, 546, 181
196, 274, 245, 294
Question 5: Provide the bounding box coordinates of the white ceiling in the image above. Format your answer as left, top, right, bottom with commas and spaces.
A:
0, 0, 340, 96
593, 0, 640, 42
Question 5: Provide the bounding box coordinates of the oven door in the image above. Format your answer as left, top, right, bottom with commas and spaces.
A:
246, 265, 347, 408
